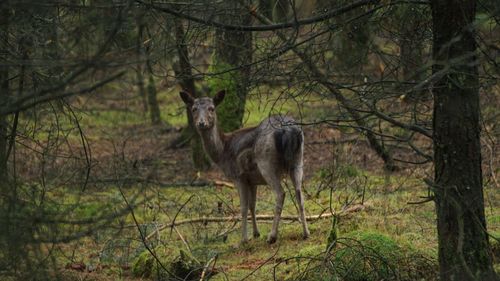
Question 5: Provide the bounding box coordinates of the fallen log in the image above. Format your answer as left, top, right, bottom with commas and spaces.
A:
145, 203, 367, 241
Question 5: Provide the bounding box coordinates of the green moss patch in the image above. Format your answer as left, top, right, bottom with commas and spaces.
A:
287, 230, 437, 281
132, 245, 213, 280
491, 232, 500, 264
207, 62, 242, 132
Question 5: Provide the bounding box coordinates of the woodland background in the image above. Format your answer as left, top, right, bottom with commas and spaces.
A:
0, 0, 499, 280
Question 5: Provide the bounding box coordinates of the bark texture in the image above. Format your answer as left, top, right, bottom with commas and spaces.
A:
0, 0, 9, 182
431, 1, 498, 280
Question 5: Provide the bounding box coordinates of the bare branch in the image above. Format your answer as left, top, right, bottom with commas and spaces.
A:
0, 71, 125, 115
137, 0, 378, 32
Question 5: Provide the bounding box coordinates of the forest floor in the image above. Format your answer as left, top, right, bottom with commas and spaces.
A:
15, 85, 499, 280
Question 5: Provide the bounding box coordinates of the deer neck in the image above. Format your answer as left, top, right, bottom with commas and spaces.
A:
198, 124, 225, 163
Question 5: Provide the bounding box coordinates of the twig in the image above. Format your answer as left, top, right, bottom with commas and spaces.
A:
407, 196, 435, 205
307, 137, 361, 145
170, 195, 195, 237
199, 255, 217, 281
69, 178, 235, 188
173, 225, 192, 253
214, 180, 235, 188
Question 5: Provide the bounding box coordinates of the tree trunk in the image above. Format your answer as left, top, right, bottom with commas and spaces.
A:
0, 0, 10, 183
0, 0, 16, 269
45, 4, 62, 80
398, 5, 427, 103
136, 67, 148, 113
135, 11, 148, 113
258, 0, 274, 20
144, 30, 162, 125
325, 0, 370, 73
146, 73, 161, 125
400, 36, 424, 102
210, 1, 252, 132
272, 0, 290, 22
173, 18, 211, 170
431, 1, 498, 280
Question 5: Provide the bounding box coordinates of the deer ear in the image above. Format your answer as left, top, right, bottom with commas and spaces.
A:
179, 91, 194, 105
213, 90, 226, 106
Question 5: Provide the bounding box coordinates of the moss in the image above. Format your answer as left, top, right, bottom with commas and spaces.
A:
333, 231, 400, 281
292, 230, 437, 281
132, 249, 154, 278
297, 244, 324, 258
491, 232, 500, 264
132, 246, 207, 280
489, 215, 500, 224
207, 62, 244, 132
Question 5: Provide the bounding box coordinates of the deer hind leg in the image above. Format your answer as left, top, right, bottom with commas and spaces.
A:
258, 163, 285, 244
236, 181, 250, 244
248, 185, 260, 238
290, 166, 310, 239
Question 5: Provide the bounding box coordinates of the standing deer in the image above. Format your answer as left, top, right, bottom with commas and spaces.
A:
180, 90, 310, 244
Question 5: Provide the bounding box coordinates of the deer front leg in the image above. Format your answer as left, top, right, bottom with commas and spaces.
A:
236, 182, 250, 244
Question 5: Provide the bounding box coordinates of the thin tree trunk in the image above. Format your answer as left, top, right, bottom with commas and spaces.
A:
0, 1, 17, 269
332, 0, 370, 73
211, 0, 252, 132
272, 0, 290, 22
399, 5, 426, 103
136, 67, 147, 113
146, 69, 161, 125
46, 5, 62, 80
400, 37, 424, 102
135, 12, 148, 113
144, 29, 161, 125
258, 0, 274, 20
431, 1, 498, 280
173, 18, 211, 170
0, 0, 10, 183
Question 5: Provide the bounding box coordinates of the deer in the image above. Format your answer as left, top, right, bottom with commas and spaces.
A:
179, 90, 310, 244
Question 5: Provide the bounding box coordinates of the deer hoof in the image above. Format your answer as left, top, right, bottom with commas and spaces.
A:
303, 230, 310, 240
267, 235, 277, 244
253, 231, 261, 238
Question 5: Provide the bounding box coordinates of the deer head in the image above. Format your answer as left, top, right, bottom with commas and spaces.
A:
180, 90, 225, 131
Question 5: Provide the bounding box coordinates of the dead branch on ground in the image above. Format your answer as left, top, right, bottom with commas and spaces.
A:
145, 203, 368, 241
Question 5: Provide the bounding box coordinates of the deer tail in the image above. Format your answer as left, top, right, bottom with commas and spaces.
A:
274, 126, 303, 171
